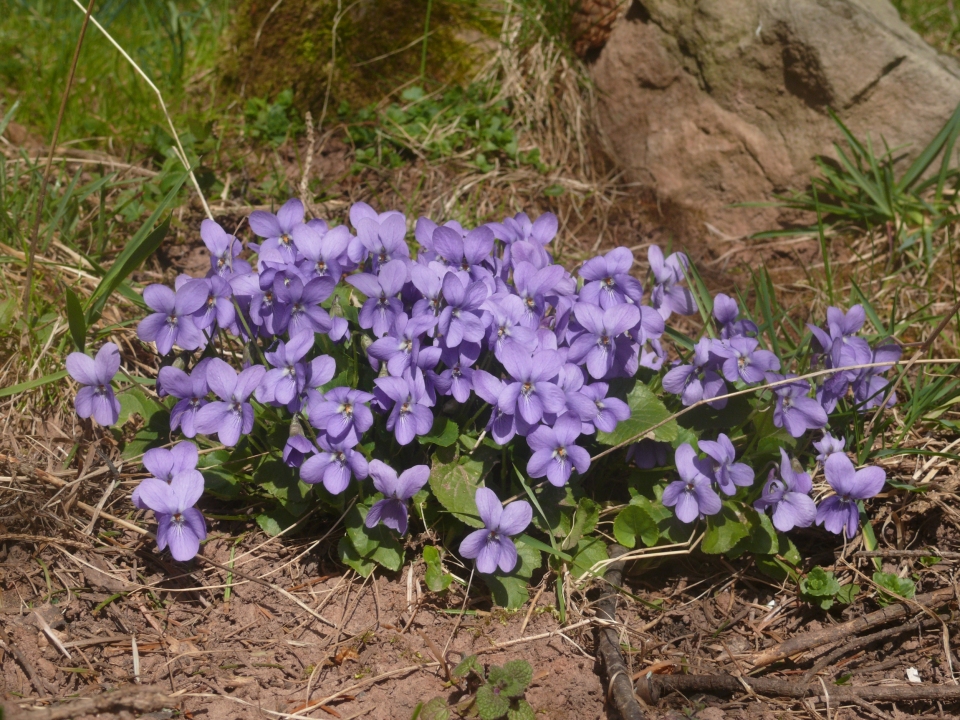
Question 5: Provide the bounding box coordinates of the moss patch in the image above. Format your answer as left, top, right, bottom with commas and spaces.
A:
221, 0, 495, 112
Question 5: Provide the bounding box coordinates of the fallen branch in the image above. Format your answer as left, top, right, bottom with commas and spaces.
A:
638, 673, 960, 704
802, 615, 947, 681
751, 586, 956, 668
857, 550, 960, 560
596, 544, 645, 720
10, 686, 172, 720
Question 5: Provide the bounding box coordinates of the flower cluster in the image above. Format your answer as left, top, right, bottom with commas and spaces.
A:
659, 431, 886, 539
64, 195, 903, 573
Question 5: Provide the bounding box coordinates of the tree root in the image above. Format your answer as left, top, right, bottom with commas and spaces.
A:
751, 586, 956, 667
597, 544, 645, 720
637, 673, 960, 704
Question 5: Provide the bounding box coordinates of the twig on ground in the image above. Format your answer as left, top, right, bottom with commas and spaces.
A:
751, 586, 956, 668
11, 686, 173, 720
802, 615, 947, 681
596, 543, 645, 720
638, 673, 960, 703
857, 549, 960, 559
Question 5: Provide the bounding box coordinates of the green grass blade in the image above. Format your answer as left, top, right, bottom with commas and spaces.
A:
899, 100, 960, 193
65, 287, 86, 351
0, 370, 69, 398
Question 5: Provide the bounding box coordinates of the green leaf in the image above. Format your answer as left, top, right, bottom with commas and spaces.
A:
203, 468, 242, 500
423, 546, 452, 593
501, 660, 533, 695
256, 460, 311, 517
483, 540, 541, 610
65, 288, 86, 351
801, 567, 841, 597
613, 505, 658, 549
596, 380, 679, 446
476, 683, 510, 720
417, 697, 451, 720
873, 571, 916, 606
419, 417, 459, 447
836, 584, 861, 605
570, 537, 608, 579
257, 507, 299, 536
701, 504, 750, 555
755, 555, 798, 583
530, 483, 578, 538
338, 536, 376, 577
507, 699, 536, 720
0, 369, 69, 398
452, 654, 485, 680
344, 502, 404, 572
561, 497, 600, 551
429, 448, 485, 528
728, 507, 778, 558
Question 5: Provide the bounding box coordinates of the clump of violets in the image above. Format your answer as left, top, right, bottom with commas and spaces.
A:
65, 196, 906, 580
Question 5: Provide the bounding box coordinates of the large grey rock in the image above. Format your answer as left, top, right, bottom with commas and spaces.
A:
590, 0, 960, 236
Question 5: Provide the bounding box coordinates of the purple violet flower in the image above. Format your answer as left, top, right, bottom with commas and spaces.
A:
201, 219, 250, 277
193, 359, 266, 446
816, 453, 885, 538
433, 224, 495, 280
364, 461, 429, 535
813, 432, 846, 464
713, 336, 781, 385
283, 432, 315, 468
483, 294, 537, 360
526, 413, 591, 486
472, 369, 519, 445
712, 293, 757, 339
137, 281, 208, 355
346, 259, 408, 338
499, 345, 566, 425
698, 433, 754, 496
662, 338, 728, 408
135, 470, 206, 561
301, 436, 370, 494
308, 387, 374, 446
753, 448, 816, 532
273, 272, 336, 337
573, 382, 630, 434
354, 213, 409, 271
852, 341, 902, 410
158, 363, 210, 437
66, 342, 122, 426
567, 303, 641, 380
767, 372, 828, 438
578, 247, 643, 309
512, 261, 564, 328
249, 198, 304, 266
192, 275, 237, 333
662, 444, 722, 522
459, 488, 532, 574
368, 313, 437, 376
293, 223, 350, 280
256, 330, 315, 406
437, 272, 489, 349
373, 369, 435, 445
132, 441, 199, 509
648, 245, 697, 319
433, 350, 477, 403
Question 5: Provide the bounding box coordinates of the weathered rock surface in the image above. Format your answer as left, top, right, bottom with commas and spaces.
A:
590, 0, 960, 237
